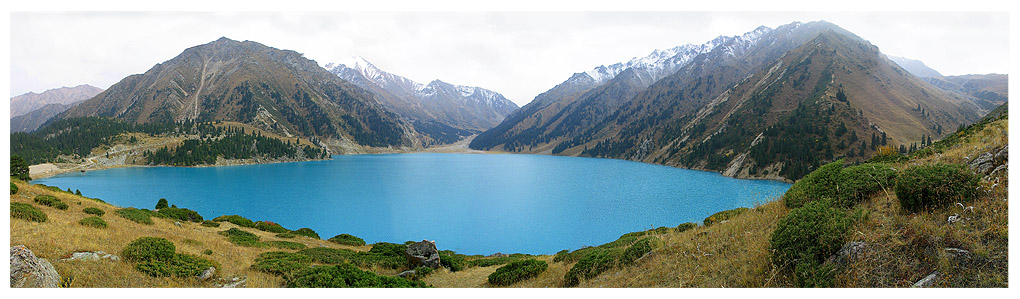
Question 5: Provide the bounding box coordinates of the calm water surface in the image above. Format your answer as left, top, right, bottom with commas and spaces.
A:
34, 153, 790, 255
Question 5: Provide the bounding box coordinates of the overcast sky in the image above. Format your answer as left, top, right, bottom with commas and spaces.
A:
9, 11, 1009, 106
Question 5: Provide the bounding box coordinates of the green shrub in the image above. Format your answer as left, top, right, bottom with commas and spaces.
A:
675, 222, 698, 232
203, 249, 213, 255
79, 216, 107, 228
620, 237, 659, 266
115, 208, 153, 224
368, 242, 406, 257
328, 234, 366, 246
135, 253, 216, 278
11, 202, 47, 222
770, 200, 852, 287
468, 256, 520, 267
488, 259, 548, 286
563, 248, 621, 287
10, 183, 18, 194
122, 237, 176, 262
553, 247, 598, 264
297, 247, 407, 269
200, 220, 220, 227
252, 251, 313, 278
266, 241, 307, 250
292, 228, 320, 239
837, 163, 898, 206
220, 228, 263, 247
439, 251, 466, 272
407, 266, 434, 280
33, 195, 68, 210
703, 207, 749, 226
83, 207, 105, 216
783, 160, 844, 208
286, 264, 426, 288
212, 215, 255, 228
276, 233, 297, 238
254, 221, 289, 233
895, 164, 980, 213
155, 198, 169, 210
157, 207, 203, 222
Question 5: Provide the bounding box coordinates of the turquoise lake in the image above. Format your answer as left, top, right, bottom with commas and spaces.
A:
33, 153, 790, 255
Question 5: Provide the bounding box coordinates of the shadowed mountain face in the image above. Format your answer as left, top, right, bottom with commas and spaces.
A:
11, 102, 79, 133
471, 21, 988, 181
57, 38, 419, 151
326, 57, 519, 134
10, 85, 102, 118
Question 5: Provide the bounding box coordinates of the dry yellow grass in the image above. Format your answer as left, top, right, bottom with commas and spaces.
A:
10, 181, 370, 288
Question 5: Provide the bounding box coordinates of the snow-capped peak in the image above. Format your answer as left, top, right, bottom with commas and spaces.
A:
580, 25, 774, 85
326, 56, 386, 84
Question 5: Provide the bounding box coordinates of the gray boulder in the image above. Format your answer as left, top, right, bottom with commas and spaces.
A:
60, 251, 120, 262
198, 267, 216, 280
10, 245, 61, 288
945, 248, 974, 265
994, 145, 1008, 164
397, 270, 416, 278
968, 152, 995, 174
827, 241, 866, 266
405, 240, 441, 268
912, 271, 939, 288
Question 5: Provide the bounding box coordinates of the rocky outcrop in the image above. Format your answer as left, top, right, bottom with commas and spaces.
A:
405, 240, 441, 268
968, 145, 1008, 176
10, 245, 61, 288
60, 251, 120, 262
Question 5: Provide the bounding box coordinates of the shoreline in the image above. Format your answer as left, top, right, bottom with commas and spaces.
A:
28, 134, 790, 184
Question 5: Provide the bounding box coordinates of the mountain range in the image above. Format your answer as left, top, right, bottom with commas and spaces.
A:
470, 21, 991, 181
23, 22, 1004, 179
325, 57, 518, 134
10, 85, 103, 132
887, 55, 1008, 110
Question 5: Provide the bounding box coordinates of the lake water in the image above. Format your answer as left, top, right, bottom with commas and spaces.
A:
33, 153, 790, 255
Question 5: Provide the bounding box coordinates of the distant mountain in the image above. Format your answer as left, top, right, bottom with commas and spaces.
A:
57, 38, 424, 152
887, 55, 943, 78
471, 21, 985, 181
325, 57, 518, 133
10, 84, 102, 118
10, 102, 80, 133
924, 74, 1008, 110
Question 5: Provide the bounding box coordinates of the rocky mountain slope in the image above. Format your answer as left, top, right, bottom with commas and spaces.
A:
56, 38, 421, 153
326, 57, 518, 134
471, 21, 988, 181
10, 84, 103, 118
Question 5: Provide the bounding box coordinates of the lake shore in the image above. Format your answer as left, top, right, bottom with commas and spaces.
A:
28, 134, 789, 184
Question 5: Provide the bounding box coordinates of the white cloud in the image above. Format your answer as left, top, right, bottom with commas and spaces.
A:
9, 11, 1009, 107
